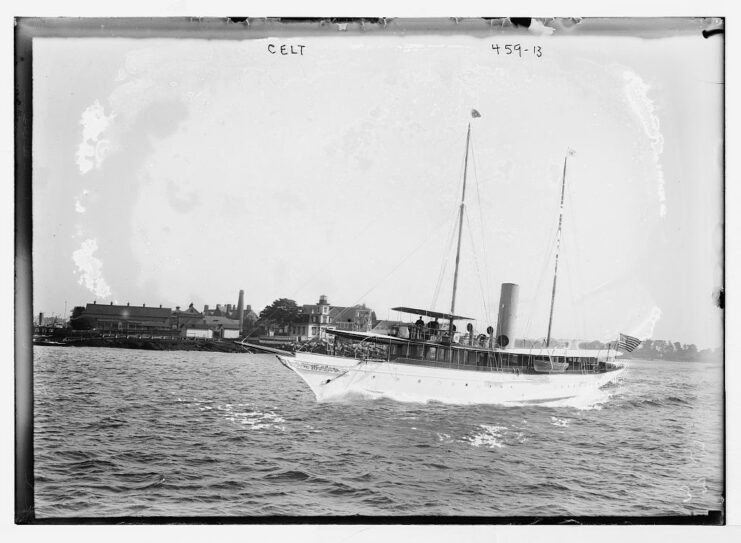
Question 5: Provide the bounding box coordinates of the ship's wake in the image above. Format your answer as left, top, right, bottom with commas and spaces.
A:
317, 384, 619, 410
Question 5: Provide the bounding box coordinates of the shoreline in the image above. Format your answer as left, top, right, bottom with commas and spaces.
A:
34, 337, 252, 353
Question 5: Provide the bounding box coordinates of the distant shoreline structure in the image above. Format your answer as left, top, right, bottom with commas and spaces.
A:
32, 331, 721, 362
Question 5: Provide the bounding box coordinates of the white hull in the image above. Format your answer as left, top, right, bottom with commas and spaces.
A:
277, 353, 626, 405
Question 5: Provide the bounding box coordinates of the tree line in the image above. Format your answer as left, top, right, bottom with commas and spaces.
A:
578, 338, 720, 361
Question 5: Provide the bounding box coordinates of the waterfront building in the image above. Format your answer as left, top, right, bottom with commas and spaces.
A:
172, 303, 203, 336
287, 295, 376, 340
81, 301, 172, 332
202, 315, 241, 339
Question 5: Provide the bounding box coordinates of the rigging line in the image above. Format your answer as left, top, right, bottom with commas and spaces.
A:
564, 180, 586, 339
256, 214, 382, 326
560, 187, 577, 342
527, 168, 570, 341
292, 216, 380, 294
348, 217, 453, 309
522, 219, 560, 340
430, 206, 462, 310
430, 220, 457, 310
469, 136, 493, 324
559, 232, 575, 343
431, 133, 472, 310
464, 209, 490, 323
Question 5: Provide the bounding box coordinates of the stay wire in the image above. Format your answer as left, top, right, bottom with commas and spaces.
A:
469, 135, 493, 324
431, 135, 472, 310
256, 215, 380, 325
430, 206, 462, 310
521, 217, 560, 341
564, 180, 586, 341
349, 217, 454, 310
464, 210, 490, 325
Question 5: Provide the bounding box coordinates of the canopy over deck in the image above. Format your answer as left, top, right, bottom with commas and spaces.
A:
391, 307, 473, 321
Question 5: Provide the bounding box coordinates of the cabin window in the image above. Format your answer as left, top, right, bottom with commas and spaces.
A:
478, 352, 487, 366
437, 348, 448, 362
426, 346, 437, 360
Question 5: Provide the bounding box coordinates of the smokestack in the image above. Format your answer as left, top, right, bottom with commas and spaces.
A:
495, 283, 519, 349
39, 312, 44, 326
237, 290, 245, 334
203, 305, 209, 314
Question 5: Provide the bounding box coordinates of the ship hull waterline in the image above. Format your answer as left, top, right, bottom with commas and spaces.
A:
277, 353, 626, 405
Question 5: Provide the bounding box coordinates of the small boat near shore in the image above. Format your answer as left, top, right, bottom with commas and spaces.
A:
261, 110, 630, 405
32, 336, 70, 347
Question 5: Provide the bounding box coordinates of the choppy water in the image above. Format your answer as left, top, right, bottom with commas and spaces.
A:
33, 347, 724, 518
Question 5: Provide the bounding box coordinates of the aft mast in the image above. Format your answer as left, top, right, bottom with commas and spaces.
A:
545, 149, 574, 348
448, 110, 481, 343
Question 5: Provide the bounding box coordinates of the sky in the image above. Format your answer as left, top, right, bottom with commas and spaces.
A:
31, 20, 724, 349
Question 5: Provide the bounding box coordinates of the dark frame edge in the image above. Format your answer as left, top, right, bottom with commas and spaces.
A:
15, 17, 35, 525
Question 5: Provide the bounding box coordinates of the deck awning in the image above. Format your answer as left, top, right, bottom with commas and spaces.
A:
391, 307, 473, 321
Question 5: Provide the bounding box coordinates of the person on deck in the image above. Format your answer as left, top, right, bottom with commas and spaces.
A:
414, 316, 425, 340
428, 318, 440, 340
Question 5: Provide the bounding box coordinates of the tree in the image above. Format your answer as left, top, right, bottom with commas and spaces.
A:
258, 298, 299, 332
69, 306, 94, 330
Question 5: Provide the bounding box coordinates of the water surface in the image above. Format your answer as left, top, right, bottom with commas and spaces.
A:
33, 348, 723, 518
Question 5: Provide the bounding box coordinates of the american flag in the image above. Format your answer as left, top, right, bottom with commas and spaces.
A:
471, 109, 482, 118
618, 333, 641, 352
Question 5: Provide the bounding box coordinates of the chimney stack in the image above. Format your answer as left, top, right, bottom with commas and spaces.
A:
237, 290, 245, 334
495, 283, 519, 349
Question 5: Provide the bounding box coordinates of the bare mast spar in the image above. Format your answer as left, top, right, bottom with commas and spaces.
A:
545, 149, 574, 348
448, 110, 480, 346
